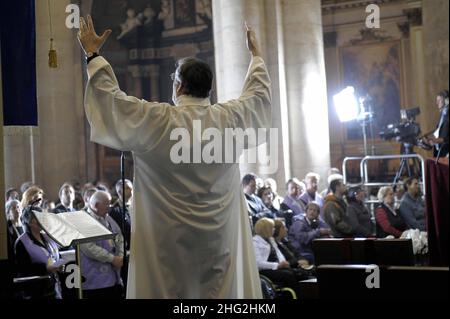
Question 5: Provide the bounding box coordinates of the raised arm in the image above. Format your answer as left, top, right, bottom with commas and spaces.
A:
78, 16, 169, 152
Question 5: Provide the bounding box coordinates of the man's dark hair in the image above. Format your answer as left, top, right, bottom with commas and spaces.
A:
175, 57, 213, 98
329, 179, 342, 194
437, 90, 449, 100
242, 174, 256, 187
403, 176, 418, 192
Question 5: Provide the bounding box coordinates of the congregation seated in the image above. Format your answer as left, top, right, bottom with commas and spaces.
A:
288, 202, 331, 264
281, 179, 306, 217
6, 187, 20, 202
257, 186, 278, 219
323, 179, 356, 238
81, 187, 98, 212
14, 206, 62, 299
53, 183, 76, 214
264, 178, 284, 210
298, 172, 325, 213
80, 190, 124, 299
319, 168, 341, 198
5, 199, 24, 264
346, 186, 374, 237
108, 179, 133, 289
273, 219, 311, 271
252, 218, 301, 296
399, 177, 426, 231
375, 186, 408, 238
242, 174, 272, 224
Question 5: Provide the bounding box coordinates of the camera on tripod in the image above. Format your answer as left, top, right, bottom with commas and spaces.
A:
379, 107, 422, 145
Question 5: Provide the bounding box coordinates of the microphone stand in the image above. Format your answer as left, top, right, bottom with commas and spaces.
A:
120, 152, 127, 257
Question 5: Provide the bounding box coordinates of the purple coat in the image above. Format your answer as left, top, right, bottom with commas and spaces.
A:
288, 216, 329, 264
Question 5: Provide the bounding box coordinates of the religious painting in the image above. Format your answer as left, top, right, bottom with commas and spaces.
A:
340, 41, 402, 140
174, 0, 196, 28
88, 0, 214, 184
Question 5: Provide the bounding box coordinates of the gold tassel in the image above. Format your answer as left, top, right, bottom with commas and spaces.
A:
48, 38, 57, 68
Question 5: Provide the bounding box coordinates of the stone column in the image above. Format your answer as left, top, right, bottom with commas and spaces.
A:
213, 0, 267, 178
422, 0, 449, 134
33, 0, 87, 198
213, 0, 330, 190
0, 39, 6, 260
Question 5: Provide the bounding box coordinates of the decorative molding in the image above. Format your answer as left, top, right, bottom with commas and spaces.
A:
3, 126, 39, 137
347, 28, 393, 45
403, 7, 422, 26
322, 0, 400, 13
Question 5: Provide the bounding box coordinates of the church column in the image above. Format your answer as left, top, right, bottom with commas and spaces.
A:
280, 0, 330, 187
34, 0, 87, 198
422, 0, 449, 134
0, 38, 6, 260
213, 0, 330, 190
212, 0, 270, 178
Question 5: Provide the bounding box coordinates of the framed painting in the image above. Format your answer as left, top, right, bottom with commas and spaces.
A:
339, 41, 403, 140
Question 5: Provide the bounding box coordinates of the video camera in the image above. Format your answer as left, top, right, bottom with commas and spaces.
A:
379, 107, 422, 145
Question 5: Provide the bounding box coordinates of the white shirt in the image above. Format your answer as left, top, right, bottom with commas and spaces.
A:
85, 56, 271, 298
252, 235, 286, 270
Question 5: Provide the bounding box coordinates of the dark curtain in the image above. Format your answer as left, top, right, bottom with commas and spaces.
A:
1, 0, 37, 126
425, 158, 449, 266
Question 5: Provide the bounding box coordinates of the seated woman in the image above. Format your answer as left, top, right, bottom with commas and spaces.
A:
288, 202, 331, 264
346, 186, 374, 237
399, 177, 426, 231
14, 205, 63, 299
252, 218, 301, 296
273, 219, 314, 280
5, 199, 24, 262
257, 186, 277, 219
375, 186, 408, 238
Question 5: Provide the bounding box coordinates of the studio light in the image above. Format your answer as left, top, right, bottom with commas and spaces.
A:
333, 86, 359, 122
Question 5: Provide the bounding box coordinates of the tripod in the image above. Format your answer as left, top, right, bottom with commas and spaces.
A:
392, 142, 421, 187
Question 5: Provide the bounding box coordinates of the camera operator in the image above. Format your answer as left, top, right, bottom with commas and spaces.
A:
425, 90, 449, 157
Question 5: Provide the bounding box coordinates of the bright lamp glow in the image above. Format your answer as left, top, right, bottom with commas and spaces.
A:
333, 86, 359, 122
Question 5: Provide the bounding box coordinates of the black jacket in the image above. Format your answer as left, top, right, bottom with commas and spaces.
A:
434, 105, 449, 157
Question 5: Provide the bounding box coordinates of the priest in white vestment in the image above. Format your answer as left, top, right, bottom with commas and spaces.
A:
78, 16, 271, 298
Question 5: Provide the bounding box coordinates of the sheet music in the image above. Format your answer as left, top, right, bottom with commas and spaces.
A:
33, 211, 113, 247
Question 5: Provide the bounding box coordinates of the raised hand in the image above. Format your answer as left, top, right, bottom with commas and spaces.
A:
245, 22, 261, 57
77, 15, 112, 55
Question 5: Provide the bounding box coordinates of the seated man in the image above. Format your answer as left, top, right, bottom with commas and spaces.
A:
399, 177, 426, 231
80, 190, 124, 299
281, 179, 306, 217
288, 202, 331, 264
53, 183, 76, 214
323, 178, 355, 238
298, 172, 324, 208
242, 174, 272, 224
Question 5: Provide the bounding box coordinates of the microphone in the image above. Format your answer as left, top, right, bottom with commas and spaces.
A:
30, 198, 42, 207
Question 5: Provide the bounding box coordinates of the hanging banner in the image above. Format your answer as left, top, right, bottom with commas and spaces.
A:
1, 0, 38, 126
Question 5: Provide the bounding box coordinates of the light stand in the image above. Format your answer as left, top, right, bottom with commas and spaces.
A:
357, 97, 374, 156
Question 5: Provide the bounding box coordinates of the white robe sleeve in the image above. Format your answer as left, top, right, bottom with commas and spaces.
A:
224, 56, 272, 134
84, 57, 171, 153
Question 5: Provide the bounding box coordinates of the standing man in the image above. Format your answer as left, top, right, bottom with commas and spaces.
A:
426, 90, 449, 157
78, 16, 271, 298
